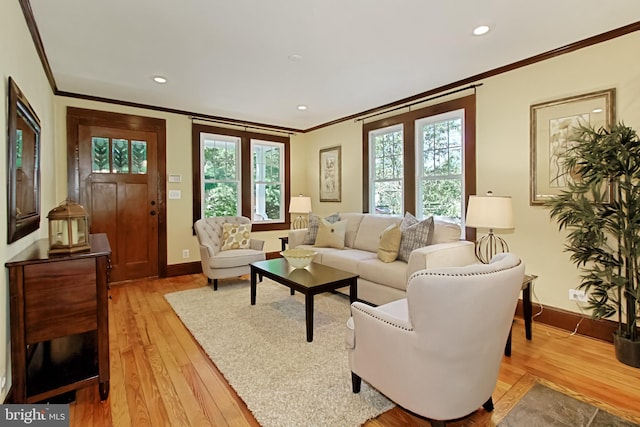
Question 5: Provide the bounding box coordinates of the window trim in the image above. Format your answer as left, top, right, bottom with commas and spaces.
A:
200, 132, 242, 218
192, 124, 290, 231
368, 123, 404, 215
414, 109, 465, 221
362, 94, 476, 241
250, 138, 285, 223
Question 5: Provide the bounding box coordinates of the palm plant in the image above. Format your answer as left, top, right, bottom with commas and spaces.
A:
547, 122, 640, 366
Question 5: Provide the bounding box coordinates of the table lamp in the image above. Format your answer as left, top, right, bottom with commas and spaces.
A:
465, 192, 514, 263
289, 195, 312, 229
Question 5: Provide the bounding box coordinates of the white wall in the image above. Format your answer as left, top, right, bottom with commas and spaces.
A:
1, 1, 57, 402
303, 30, 640, 314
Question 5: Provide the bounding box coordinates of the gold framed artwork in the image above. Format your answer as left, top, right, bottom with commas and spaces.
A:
319, 146, 341, 202
530, 88, 615, 205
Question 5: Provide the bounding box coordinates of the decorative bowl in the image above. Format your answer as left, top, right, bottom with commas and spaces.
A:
281, 248, 316, 269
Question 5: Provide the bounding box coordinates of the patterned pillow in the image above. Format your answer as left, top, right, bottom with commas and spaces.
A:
397, 214, 434, 262
221, 223, 251, 250
303, 213, 340, 245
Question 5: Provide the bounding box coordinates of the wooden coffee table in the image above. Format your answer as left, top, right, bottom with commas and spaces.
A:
250, 258, 358, 342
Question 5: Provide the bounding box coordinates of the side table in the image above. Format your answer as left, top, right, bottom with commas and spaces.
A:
504, 274, 536, 357
279, 236, 289, 252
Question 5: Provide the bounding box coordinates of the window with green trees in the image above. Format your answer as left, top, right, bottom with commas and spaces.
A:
201, 134, 241, 217
369, 124, 404, 215
363, 95, 476, 228
192, 124, 290, 231
416, 110, 464, 221
252, 140, 284, 222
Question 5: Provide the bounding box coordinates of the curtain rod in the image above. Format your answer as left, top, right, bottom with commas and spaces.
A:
355, 83, 483, 123
190, 116, 296, 135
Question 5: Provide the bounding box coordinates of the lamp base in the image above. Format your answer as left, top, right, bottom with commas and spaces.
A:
475, 231, 509, 264
292, 215, 308, 230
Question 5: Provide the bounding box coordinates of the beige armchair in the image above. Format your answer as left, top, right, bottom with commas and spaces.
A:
346, 253, 525, 426
194, 216, 265, 290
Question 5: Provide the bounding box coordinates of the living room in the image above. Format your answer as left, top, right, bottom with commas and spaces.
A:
2, 0, 640, 424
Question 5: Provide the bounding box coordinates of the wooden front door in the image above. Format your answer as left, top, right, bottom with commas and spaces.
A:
67, 108, 167, 283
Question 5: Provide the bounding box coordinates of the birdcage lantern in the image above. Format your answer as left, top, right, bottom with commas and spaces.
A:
47, 200, 90, 254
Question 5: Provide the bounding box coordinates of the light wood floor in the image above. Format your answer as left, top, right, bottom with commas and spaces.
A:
68, 274, 640, 426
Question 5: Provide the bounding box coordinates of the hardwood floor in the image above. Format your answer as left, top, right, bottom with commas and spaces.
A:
68, 274, 640, 426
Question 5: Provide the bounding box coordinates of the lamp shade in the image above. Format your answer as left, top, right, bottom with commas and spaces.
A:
465, 195, 514, 230
289, 196, 312, 213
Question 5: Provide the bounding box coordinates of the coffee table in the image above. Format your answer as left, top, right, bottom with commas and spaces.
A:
250, 258, 358, 342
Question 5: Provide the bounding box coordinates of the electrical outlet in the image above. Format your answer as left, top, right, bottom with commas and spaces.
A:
182, 249, 189, 259
569, 289, 588, 302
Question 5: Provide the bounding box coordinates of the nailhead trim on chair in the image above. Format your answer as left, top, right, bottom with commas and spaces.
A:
351, 305, 414, 331
410, 258, 522, 279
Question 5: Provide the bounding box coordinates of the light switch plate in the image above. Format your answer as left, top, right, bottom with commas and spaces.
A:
168, 174, 182, 183
168, 190, 181, 199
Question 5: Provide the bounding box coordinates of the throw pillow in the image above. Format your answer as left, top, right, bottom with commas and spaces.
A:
377, 223, 402, 263
314, 219, 347, 249
397, 215, 434, 262
303, 212, 340, 245
221, 223, 251, 250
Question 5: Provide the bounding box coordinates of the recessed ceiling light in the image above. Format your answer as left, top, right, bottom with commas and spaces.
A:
152, 76, 167, 84
288, 54, 303, 62
297, 105, 307, 111
473, 25, 490, 36
592, 108, 603, 113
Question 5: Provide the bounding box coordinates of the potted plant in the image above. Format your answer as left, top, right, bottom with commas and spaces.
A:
547, 122, 640, 368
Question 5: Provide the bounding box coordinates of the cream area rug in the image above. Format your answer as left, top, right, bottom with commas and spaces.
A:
164, 278, 394, 427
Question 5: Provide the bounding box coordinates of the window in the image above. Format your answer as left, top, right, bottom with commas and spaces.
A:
415, 110, 464, 221
91, 136, 148, 175
192, 124, 290, 231
251, 139, 284, 222
201, 133, 241, 217
369, 124, 404, 215
362, 95, 476, 235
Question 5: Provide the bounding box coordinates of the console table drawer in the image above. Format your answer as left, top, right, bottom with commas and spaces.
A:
24, 258, 98, 343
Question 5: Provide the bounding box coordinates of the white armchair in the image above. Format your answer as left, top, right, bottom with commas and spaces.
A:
194, 216, 265, 290
346, 253, 525, 426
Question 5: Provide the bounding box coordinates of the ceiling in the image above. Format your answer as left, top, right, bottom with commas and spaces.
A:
28, 1, 640, 131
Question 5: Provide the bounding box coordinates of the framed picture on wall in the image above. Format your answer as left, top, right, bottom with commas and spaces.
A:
530, 88, 615, 205
319, 146, 341, 202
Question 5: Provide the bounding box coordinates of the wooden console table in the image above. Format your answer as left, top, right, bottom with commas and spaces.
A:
5, 234, 111, 403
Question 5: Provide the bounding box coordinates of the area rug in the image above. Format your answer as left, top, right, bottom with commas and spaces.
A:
164, 278, 394, 427
494, 374, 640, 427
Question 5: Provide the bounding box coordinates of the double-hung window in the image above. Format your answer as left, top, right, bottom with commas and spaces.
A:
251, 139, 284, 222
369, 124, 404, 215
363, 95, 476, 231
192, 124, 290, 231
415, 110, 464, 221
200, 133, 241, 217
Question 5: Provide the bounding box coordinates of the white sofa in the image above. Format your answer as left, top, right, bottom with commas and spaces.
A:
288, 213, 476, 305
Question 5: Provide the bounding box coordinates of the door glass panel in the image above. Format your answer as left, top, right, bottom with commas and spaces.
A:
112, 139, 129, 173
131, 140, 147, 174
92, 137, 110, 173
